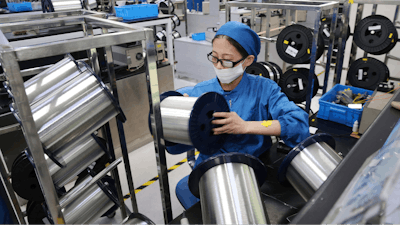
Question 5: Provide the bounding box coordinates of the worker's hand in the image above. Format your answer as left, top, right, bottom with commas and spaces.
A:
183, 93, 189, 97
211, 112, 248, 135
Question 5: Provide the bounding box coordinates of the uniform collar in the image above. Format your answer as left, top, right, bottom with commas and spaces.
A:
215, 72, 249, 95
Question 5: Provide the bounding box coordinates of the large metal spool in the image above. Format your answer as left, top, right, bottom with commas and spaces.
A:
149, 91, 229, 155
278, 133, 342, 201
8, 58, 126, 153
26, 175, 119, 224
188, 153, 268, 224
11, 135, 107, 201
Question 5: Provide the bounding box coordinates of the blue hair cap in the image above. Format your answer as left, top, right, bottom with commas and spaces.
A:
215, 21, 261, 62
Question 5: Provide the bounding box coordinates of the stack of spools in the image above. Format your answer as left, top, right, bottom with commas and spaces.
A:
8, 54, 125, 223
276, 24, 324, 103
347, 15, 397, 90
246, 61, 283, 84
156, 13, 182, 41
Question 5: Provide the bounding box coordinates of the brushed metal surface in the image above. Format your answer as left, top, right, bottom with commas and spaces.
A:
160, 96, 197, 146
23, 56, 81, 105
198, 163, 267, 224
50, 135, 104, 188
287, 142, 342, 201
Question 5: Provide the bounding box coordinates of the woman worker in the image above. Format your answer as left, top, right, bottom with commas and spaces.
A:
175, 21, 310, 209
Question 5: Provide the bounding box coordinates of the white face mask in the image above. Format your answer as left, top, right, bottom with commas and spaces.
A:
214, 60, 247, 84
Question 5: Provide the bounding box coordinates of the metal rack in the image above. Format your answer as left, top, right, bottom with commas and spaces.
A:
0, 13, 170, 224
226, 0, 340, 112
333, 0, 400, 84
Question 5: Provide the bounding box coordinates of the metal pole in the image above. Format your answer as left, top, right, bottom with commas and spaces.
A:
305, 9, 322, 113
349, 3, 364, 66
183, 0, 188, 36
384, 5, 399, 65
323, 7, 338, 94
143, 28, 173, 224
82, 21, 101, 75
166, 18, 175, 77
334, 1, 351, 85
264, 8, 271, 61
251, 8, 256, 31
0, 51, 65, 224
225, 3, 231, 24
103, 123, 128, 218
102, 28, 139, 213
282, 8, 291, 72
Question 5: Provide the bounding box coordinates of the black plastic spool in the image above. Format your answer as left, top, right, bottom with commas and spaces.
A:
319, 14, 351, 47
353, 15, 398, 55
188, 152, 268, 198
347, 57, 389, 90
277, 133, 335, 184
278, 68, 319, 103
276, 24, 325, 64
11, 150, 44, 201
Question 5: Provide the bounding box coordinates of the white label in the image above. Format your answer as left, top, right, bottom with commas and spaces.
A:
348, 104, 363, 109
285, 45, 298, 57
309, 126, 318, 134
156, 32, 164, 39
368, 25, 382, 31
298, 78, 304, 90
358, 69, 363, 80
323, 28, 331, 37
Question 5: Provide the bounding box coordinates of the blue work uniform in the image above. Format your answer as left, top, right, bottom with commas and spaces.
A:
185, 72, 309, 166
175, 72, 309, 209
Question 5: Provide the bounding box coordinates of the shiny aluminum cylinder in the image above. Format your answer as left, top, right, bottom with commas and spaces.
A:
121, 213, 155, 225
60, 177, 116, 224
287, 142, 342, 201
23, 55, 81, 105
200, 163, 267, 224
160, 96, 197, 146
11, 64, 124, 152
48, 135, 105, 188
278, 134, 342, 201
189, 153, 268, 224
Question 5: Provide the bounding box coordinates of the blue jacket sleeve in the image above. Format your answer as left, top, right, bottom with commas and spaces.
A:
266, 83, 310, 148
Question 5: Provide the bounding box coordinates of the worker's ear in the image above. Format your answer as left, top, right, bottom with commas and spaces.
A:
243, 55, 255, 68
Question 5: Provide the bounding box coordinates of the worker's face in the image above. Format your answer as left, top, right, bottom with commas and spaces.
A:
212, 38, 254, 70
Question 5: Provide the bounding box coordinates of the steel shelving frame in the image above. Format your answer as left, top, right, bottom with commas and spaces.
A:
0, 13, 172, 224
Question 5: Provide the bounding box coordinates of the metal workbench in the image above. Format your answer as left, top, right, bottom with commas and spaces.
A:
0, 12, 172, 224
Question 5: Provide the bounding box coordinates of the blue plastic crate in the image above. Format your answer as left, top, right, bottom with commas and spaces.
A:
115, 4, 158, 21
192, 32, 205, 41
7, 2, 32, 12
317, 84, 373, 127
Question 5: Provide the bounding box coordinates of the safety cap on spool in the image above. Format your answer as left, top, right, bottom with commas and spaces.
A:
188, 152, 267, 198
188, 92, 230, 155
277, 133, 335, 184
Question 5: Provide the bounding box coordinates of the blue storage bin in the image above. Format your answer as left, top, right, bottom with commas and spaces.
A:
192, 32, 206, 41
115, 4, 158, 21
317, 84, 373, 127
7, 2, 32, 12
